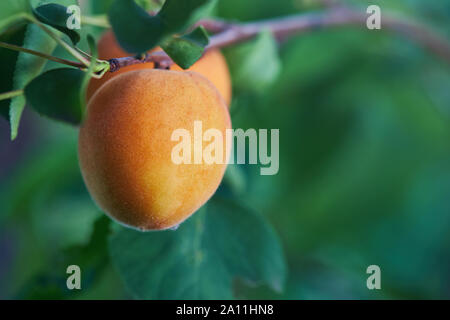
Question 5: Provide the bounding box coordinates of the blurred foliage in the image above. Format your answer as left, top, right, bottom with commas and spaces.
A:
109, 197, 285, 299
225, 31, 281, 93
1, 0, 450, 299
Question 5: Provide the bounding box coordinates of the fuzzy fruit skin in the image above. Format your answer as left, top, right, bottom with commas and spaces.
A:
79, 69, 231, 230
86, 31, 232, 105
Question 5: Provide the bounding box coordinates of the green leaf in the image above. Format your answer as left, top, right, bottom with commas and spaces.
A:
225, 30, 281, 92
32, 3, 80, 45
109, 196, 286, 299
0, 0, 31, 34
9, 23, 58, 139
161, 26, 209, 69
24, 68, 84, 124
108, 0, 213, 54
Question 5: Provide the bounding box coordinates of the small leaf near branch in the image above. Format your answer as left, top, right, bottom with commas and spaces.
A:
109, 196, 287, 299
24, 68, 84, 125
225, 30, 281, 92
108, 0, 213, 54
161, 26, 209, 69
32, 3, 80, 45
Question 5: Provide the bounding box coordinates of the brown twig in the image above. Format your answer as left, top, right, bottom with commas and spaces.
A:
109, 51, 174, 71
108, 8, 450, 72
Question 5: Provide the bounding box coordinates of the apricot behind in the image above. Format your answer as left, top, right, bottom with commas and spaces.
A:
171, 50, 231, 105
86, 31, 232, 104
79, 69, 231, 230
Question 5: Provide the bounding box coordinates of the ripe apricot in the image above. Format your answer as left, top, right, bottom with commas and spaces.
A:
79, 69, 231, 230
86, 31, 232, 105
171, 50, 231, 105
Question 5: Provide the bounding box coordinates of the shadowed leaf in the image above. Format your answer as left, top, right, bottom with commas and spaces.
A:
109, 196, 286, 299
108, 0, 213, 54
24, 68, 84, 124
32, 3, 80, 44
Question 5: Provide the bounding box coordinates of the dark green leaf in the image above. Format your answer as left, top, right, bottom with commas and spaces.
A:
109, 196, 286, 299
108, 0, 213, 54
161, 26, 209, 69
225, 30, 281, 92
32, 3, 80, 45
108, 0, 164, 54
24, 68, 84, 124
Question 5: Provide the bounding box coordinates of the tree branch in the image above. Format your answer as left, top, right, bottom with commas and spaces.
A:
108, 7, 450, 73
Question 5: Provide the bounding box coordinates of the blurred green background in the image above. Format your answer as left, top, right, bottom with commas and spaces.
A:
1, 0, 450, 299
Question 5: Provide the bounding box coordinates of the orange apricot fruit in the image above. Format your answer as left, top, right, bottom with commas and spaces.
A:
86, 30, 232, 105
79, 69, 231, 230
